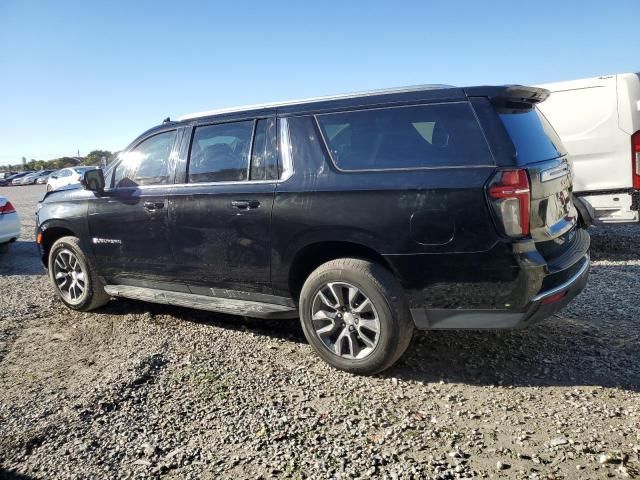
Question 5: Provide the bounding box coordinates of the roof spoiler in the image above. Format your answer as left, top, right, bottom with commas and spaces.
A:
464, 85, 550, 107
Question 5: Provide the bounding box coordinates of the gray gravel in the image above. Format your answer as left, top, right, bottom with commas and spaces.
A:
0, 185, 639, 479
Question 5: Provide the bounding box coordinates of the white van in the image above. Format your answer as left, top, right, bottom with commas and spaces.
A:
536, 73, 640, 224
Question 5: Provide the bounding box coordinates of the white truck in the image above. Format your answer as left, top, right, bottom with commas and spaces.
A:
536, 73, 640, 225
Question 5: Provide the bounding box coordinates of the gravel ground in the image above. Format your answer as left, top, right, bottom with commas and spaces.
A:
0, 185, 638, 480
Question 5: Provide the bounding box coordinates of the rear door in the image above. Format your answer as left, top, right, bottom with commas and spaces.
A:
168, 116, 278, 295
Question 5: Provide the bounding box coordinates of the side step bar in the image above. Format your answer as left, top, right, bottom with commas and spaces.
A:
104, 285, 299, 320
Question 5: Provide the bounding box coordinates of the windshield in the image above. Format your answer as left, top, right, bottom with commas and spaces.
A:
73, 167, 96, 174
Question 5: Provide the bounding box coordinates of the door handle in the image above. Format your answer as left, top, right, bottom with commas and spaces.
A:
143, 201, 165, 210
231, 200, 261, 210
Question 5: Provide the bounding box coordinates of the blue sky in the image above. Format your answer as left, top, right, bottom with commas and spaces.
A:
0, 0, 638, 165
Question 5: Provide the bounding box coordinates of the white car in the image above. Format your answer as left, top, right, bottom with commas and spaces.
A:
0, 196, 20, 253
536, 73, 640, 224
47, 166, 98, 192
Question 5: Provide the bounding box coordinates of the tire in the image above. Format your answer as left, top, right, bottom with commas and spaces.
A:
299, 258, 414, 375
48, 236, 110, 311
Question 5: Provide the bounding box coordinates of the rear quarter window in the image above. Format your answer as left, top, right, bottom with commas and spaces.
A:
316, 102, 493, 171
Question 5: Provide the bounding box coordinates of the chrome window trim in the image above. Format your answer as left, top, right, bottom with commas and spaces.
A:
279, 117, 294, 181
313, 102, 495, 173
246, 119, 257, 181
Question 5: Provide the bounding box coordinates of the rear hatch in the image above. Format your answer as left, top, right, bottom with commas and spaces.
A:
498, 105, 578, 245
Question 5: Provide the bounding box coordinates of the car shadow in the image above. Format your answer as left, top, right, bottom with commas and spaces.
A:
94, 298, 307, 345
0, 469, 34, 480
0, 240, 44, 276
94, 291, 640, 392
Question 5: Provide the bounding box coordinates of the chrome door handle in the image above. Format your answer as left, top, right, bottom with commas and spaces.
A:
231, 200, 260, 210
143, 201, 165, 210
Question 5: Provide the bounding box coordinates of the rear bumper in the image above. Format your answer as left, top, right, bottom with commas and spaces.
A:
574, 190, 639, 224
0, 213, 20, 243
411, 253, 589, 329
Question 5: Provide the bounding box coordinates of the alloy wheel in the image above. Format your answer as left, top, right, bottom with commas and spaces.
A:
53, 249, 86, 304
310, 282, 381, 359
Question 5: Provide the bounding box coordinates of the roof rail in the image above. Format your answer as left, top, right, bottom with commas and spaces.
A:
177, 84, 455, 121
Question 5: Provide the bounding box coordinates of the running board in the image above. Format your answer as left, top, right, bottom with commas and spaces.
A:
104, 285, 298, 319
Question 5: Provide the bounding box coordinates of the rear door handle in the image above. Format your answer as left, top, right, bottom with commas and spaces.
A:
143, 201, 165, 210
231, 200, 261, 210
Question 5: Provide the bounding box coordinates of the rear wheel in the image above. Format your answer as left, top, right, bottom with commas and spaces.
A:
48, 236, 110, 311
299, 258, 414, 375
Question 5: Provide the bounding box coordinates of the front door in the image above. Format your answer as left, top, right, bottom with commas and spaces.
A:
88, 129, 180, 288
169, 117, 278, 295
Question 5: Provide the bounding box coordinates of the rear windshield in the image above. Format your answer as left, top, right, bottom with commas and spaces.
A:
499, 107, 566, 164
316, 102, 493, 170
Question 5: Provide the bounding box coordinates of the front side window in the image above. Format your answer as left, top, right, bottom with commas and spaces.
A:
188, 121, 253, 183
113, 130, 176, 188
316, 102, 493, 170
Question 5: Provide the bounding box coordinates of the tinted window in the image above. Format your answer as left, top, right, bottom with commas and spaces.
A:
316, 103, 492, 170
113, 131, 176, 187
250, 118, 278, 180
499, 107, 566, 164
59, 169, 72, 178
188, 121, 253, 183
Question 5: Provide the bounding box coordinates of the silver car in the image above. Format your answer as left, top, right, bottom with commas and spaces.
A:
0, 196, 20, 253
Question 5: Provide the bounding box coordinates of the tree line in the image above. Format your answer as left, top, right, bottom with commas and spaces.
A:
0, 150, 117, 172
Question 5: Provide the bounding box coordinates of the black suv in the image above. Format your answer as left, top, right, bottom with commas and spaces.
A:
36, 85, 590, 374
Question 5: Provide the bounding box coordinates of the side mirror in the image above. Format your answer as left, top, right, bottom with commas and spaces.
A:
50, 174, 58, 179
82, 169, 105, 194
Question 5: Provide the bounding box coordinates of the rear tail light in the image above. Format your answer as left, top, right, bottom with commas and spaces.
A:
632, 130, 640, 190
0, 201, 16, 215
487, 168, 531, 238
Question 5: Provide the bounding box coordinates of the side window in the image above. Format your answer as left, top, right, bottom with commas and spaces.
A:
316, 102, 493, 170
188, 121, 253, 183
60, 169, 72, 178
250, 118, 278, 180
113, 131, 176, 187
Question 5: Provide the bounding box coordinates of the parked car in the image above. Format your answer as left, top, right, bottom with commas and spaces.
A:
536, 73, 640, 225
46, 166, 98, 192
35, 84, 590, 374
8, 172, 34, 186
0, 173, 23, 186
0, 172, 16, 180
36, 172, 53, 184
0, 196, 20, 253
18, 170, 53, 185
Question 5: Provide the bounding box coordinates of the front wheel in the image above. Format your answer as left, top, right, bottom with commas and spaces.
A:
48, 236, 110, 311
299, 258, 414, 375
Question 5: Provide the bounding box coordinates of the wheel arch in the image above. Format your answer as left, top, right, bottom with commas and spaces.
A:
287, 240, 398, 302
39, 223, 80, 267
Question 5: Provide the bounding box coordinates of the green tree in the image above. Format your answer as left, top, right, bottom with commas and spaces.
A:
84, 150, 112, 166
